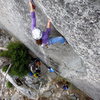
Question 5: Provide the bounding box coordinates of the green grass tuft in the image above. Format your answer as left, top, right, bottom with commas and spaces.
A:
6, 81, 14, 88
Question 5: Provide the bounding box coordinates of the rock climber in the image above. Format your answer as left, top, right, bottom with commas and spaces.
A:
29, 58, 41, 73
28, 58, 42, 78
29, 0, 67, 47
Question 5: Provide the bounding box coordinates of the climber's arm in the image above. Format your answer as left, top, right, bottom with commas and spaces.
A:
45, 19, 51, 35
29, 0, 36, 30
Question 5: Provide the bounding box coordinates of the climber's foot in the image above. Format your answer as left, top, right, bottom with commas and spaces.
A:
63, 41, 68, 45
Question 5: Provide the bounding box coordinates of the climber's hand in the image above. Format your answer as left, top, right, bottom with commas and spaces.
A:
29, 0, 35, 12
47, 19, 51, 28
48, 19, 51, 23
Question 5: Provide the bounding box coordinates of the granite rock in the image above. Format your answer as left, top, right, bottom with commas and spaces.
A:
0, 0, 100, 99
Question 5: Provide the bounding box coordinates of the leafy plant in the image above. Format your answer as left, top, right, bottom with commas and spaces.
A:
2, 65, 9, 72
1, 41, 31, 78
6, 81, 14, 88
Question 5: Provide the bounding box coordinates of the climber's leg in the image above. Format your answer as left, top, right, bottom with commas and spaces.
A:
48, 36, 67, 45
29, 0, 36, 30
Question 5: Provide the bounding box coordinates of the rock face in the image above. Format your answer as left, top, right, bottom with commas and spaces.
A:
0, 0, 100, 99
1, 71, 38, 99
0, 30, 13, 69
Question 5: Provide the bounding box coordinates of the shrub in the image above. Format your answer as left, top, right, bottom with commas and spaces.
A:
2, 65, 9, 72
0, 41, 31, 78
6, 81, 14, 88
2, 65, 12, 76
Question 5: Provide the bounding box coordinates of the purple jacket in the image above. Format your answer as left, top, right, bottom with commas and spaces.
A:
31, 12, 51, 45
42, 28, 51, 44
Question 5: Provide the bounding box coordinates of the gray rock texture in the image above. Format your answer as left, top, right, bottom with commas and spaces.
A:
1, 71, 38, 99
0, 0, 100, 99
0, 29, 11, 47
